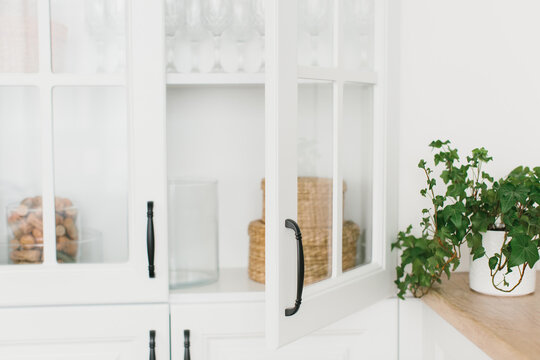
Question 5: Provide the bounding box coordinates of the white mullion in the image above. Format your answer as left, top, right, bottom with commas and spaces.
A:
38, 0, 56, 266
332, 80, 344, 278
331, 0, 344, 278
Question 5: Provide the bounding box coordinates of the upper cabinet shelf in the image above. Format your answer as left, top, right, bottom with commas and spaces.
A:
167, 72, 264, 86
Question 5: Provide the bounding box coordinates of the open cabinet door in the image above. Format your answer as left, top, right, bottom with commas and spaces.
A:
265, 0, 399, 348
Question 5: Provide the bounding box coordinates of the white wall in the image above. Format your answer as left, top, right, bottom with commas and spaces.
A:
399, 0, 540, 271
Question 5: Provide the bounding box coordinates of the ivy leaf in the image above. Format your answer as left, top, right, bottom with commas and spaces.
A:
499, 183, 528, 213
471, 212, 491, 233
472, 246, 485, 260
508, 234, 539, 268
442, 202, 466, 229
429, 140, 450, 149
418, 159, 427, 169
488, 256, 498, 270
447, 183, 468, 198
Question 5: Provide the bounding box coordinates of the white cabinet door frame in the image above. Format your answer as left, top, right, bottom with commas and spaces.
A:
0, 304, 170, 359
0, 0, 168, 306
265, 0, 399, 347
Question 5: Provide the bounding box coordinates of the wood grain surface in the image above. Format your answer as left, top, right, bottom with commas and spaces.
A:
422, 272, 540, 360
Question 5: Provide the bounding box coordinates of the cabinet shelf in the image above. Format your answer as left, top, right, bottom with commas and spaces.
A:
0, 73, 125, 87
167, 73, 265, 86
169, 268, 265, 304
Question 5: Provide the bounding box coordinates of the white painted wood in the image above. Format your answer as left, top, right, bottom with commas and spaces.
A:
171, 298, 398, 360
266, 0, 399, 347
0, 74, 125, 86
0, 0, 168, 306
398, 299, 492, 360
265, 0, 300, 349
0, 304, 170, 359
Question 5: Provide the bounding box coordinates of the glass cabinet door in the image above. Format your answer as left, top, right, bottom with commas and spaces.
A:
265, 0, 398, 347
0, 0, 167, 306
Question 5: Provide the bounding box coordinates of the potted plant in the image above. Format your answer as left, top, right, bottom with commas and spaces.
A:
469, 166, 540, 296
392, 140, 540, 298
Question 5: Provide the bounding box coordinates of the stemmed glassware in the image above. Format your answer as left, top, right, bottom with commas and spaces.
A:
85, 0, 127, 73
221, 0, 255, 72
252, 0, 265, 36
105, 0, 126, 73
344, 0, 372, 69
202, 0, 232, 71
85, 0, 108, 72
165, 0, 183, 72
300, 0, 330, 66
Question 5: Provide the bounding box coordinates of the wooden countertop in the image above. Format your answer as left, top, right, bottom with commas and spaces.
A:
422, 272, 540, 360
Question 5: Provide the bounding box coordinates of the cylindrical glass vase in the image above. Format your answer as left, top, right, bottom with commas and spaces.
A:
168, 179, 219, 288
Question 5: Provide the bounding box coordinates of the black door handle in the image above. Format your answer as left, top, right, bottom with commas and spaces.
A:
147, 201, 155, 278
284, 219, 304, 317
184, 329, 191, 360
149, 330, 156, 360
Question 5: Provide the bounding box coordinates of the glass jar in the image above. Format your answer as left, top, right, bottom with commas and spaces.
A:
5, 196, 85, 264
168, 179, 219, 288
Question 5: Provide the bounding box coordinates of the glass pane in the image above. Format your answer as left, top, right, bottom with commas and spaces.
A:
53, 86, 127, 263
343, 0, 374, 70
298, 0, 334, 67
50, 0, 126, 73
0, 87, 41, 265
298, 80, 333, 284
342, 82, 373, 271
0, 0, 39, 73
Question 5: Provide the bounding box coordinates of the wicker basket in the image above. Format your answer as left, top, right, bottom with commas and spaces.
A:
261, 177, 346, 229
248, 220, 360, 285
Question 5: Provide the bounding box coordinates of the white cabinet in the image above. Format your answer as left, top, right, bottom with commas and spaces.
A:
0, 304, 170, 359
399, 300, 491, 360
0, 0, 399, 355
171, 298, 398, 359
0, 0, 168, 306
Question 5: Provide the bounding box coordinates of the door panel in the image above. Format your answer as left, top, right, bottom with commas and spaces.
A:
171, 299, 398, 360
265, 0, 398, 347
0, 304, 170, 360
0, 0, 168, 306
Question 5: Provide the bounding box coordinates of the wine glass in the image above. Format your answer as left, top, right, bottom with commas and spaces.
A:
85, 0, 108, 72
344, 0, 372, 69
252, 0, 265, 36
202, 0, 232, 71
165, 0, 183, 72
300, 0, 330, 66
185, 0, 213, 72
221, 0, 255, 72
104, 0, 126, 73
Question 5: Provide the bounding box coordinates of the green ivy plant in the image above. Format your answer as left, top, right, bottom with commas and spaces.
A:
392, 140, 495, 299
480, 166, 540, 292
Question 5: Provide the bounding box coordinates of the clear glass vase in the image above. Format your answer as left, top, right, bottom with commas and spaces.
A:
168, 178, 219, 289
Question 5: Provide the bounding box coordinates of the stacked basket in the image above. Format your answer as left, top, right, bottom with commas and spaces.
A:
248, 177, 360, 285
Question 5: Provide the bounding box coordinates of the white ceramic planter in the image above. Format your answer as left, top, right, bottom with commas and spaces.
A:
469, 230, 536, 296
